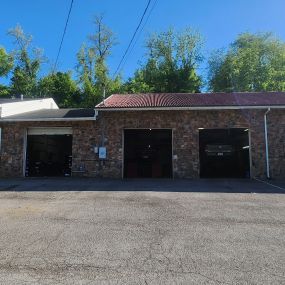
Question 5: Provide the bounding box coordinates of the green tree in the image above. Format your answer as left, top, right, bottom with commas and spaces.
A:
38, 72, 81, 107
208, 32, 285, 92
0, 47, 13, 97
8, 24, 45, 97
0, 85, 11, 97
125, 27, 203, 93
76, 15, 121, 107
76, 44, 96, 106
0, 47, 13, 77
123, 70, 153, 93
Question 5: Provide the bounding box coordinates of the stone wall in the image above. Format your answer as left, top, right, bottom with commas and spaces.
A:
0, 108, 284, 179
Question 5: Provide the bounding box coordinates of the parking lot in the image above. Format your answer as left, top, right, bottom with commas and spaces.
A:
0, 179, 284, 284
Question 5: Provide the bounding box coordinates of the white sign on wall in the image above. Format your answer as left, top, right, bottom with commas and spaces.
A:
99, 147, 107, 159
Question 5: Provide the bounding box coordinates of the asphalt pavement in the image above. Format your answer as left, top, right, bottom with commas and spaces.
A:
0, 177, 285, 193
0, 178, 284, 284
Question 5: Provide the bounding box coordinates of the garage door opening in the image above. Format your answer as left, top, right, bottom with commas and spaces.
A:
199, 128, 250, 178
124, 129, 172, 178
25, 128, 72, 177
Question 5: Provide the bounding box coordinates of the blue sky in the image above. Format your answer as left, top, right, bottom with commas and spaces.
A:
1, 0, 285, 84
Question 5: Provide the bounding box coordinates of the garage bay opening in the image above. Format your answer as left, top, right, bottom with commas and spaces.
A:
124, 129, 173, 178
199, 128, 250, 178
25, 128, 72, 177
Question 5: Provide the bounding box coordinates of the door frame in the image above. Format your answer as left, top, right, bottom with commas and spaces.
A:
23, 127, 73, 177
122, 128, 174, 179
198, 127, 252, 178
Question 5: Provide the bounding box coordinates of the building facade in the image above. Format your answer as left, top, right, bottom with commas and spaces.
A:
0, 92, 284, 179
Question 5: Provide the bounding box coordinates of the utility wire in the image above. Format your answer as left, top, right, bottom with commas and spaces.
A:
118, 0, 158, 73
113, 0, 152, 77
53, 0, 74, 72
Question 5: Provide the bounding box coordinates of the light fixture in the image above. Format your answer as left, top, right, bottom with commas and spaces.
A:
149, 128, 152, 130
244, 129, 249, 132
243, 146, 250, 149
198, 128, 204, 130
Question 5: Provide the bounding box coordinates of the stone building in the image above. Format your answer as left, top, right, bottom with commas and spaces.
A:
0, 92, 284, 179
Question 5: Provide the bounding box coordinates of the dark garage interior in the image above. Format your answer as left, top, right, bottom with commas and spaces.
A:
124, 129, 173, 178
199, 128, 250, 178
26, 135, 72, 177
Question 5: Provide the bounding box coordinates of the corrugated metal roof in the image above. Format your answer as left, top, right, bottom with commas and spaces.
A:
96, 92, 285, 109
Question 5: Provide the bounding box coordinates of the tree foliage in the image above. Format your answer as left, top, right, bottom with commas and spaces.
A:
124, 27, 203, 93
123, 70, 153, 93
38, 72, 81, 107
2, 21, 285, 106
0, 47, 13, 77
0, 85, 11, 97
8, 24, 45, 97
76, 15, 121, 107
208, 32, 285, 92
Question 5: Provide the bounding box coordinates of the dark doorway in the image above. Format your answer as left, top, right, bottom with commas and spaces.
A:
26, 135, 72, 177
124, 129, 172, 178
199, 128, 250, 178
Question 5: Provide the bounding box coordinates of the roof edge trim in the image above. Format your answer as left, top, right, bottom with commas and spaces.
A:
96, 105, 285, 111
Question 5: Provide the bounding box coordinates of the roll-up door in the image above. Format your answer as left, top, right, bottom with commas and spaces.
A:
26, 128, 73, 177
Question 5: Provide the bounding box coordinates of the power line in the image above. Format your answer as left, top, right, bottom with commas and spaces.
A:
53, 0, 74, 72
118, 0, 158, 73
113, 0, 152, 77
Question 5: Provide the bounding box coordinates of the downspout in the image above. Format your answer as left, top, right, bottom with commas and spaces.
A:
99, 85, 106, 177
264, 108, 271, 179
101, 85, 106, 147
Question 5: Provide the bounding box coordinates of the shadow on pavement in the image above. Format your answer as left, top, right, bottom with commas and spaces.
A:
0, 178, 284, 194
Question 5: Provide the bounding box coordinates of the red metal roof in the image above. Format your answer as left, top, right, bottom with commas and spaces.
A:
96, 92, 285, 109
